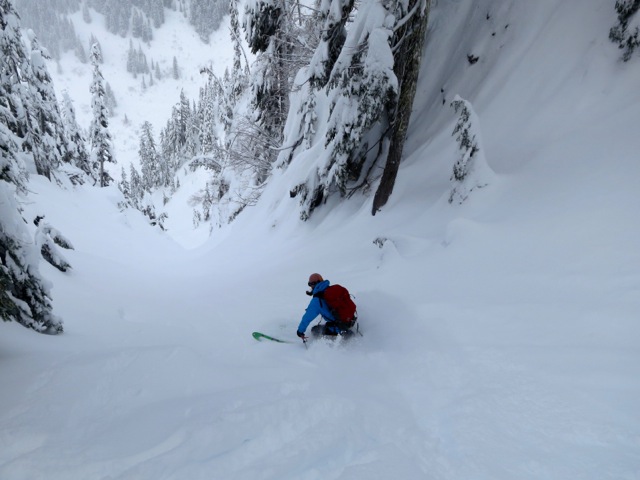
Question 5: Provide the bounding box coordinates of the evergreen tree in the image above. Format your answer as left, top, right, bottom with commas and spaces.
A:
172, 55, 179, 79
129, 162, 143, 204
448, 96, 494, 204
26, 32, 69, 175
372, 0, 431, 213
197, 77, 220, 155
105, 81, 117, 115
279, 0, 431, 219
148, 0, 164, 28
230, 0, 244, 83
75, 35, 87, 63
287, 0, 398, 219
188, 0, 227, 43
307, 0, 354, 88
610, 0, 640, 61
244, 0, 282, 54
11, 0, 79, 61
227, 0, 248, 120
60, 90, 92, 177
82, 2, 91, 22
88, 42, 115, 186
177, 89, 190, 147
242, 0, 294, 180
89, 33, 103, 62
118, 164, 130, 197
139, 120, 161, 189
126, 39, 135, 73
131, 8, 143, 38
104, 0, 131, 37
142, 17, 152, 42
1, 0, 63, 334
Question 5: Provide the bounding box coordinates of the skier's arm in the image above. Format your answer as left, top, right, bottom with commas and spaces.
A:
297, 298, 320, 334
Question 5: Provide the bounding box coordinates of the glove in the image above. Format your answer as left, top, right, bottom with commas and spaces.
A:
296, 330, 306, 339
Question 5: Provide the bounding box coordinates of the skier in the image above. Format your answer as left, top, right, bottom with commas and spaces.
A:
296, 273, 356, 339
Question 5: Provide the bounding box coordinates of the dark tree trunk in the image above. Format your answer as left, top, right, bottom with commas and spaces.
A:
372, 0, 430, 215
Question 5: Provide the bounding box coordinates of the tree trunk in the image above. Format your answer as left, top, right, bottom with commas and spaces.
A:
372, 0, 430, 215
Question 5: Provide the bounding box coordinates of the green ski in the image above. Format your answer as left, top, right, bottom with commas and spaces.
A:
252, 331, 293, 343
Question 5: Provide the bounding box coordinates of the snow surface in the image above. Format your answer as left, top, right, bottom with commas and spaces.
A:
1, 0, 640, 479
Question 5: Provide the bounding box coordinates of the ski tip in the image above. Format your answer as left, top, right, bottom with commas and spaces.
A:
252, 331, 292, 343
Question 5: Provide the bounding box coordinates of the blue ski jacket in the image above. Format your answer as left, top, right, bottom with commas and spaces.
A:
297, 280, 336, 334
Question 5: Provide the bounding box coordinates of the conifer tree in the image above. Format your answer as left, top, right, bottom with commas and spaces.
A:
27, 32, 70, 176
609, 0, 640, 61
229, 0, 248, 100
88, 42, 115, 186
372, 0, 431, 214
447, 96, 494, 204
139, 121, 161, 190
118, 164, 130, 198
172, 55, 179, 79
280, 0, 431, 219
242, 0, 302, 181
105, 81, 117, 115
129, 163, 143, 204
1, 0, 63, 334
89, 34, 103, 62
75, 35, 87, 63
60, 90, 92, 177
82, 3, 91, 23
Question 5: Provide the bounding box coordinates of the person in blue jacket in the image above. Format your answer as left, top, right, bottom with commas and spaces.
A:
296, 273, 341, 338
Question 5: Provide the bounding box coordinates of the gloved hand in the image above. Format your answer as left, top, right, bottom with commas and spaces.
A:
296, 330, 306, 339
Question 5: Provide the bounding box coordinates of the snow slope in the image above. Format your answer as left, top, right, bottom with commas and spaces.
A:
1, 1, 639, 479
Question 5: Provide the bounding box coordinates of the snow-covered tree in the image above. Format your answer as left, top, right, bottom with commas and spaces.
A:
129, 162, 143, 203
240, 0, 318, 185
11, 0, 79, 61
280, 0, 431, 219
131, 8, 144, 38
88, 42, 115, 186
103, 0, 131, 37
82, 3, 91, 23
448, 95, 494, 204
188, 0, 228, 43
1, 0, 63, 334
197, 78, 220, 156
372, 0, 431, 214
610, 0, 640, 61
172, 55, 179, 79
227, 0, 249, 112
60, 90, 92, 177
126, 41, 149, 77
244, 0, 282, 54
105, 81, 117, 115
286, 0, 398, 219
74, 35, 87, 63
88, 33, 103, 62
139, 120, 162, 189
307, 0, 355, 88
26, 32, 69, 176
118, 164, 130, 198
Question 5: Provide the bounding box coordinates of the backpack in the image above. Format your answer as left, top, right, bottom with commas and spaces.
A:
315, 284, 357, 328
